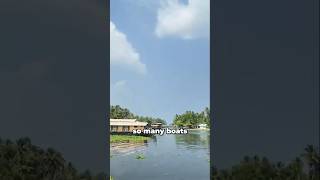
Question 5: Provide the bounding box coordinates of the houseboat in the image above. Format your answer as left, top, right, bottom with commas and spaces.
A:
150, 122, 162, 129
197, 124, 207, 129
110, 119, 148, 134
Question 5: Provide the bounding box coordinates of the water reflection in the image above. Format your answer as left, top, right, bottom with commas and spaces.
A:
111, 142, 147, 156
150, 135, 158, 143
110, 132, 210, 180
174, 130, 209, 150
110, 136, 158, 156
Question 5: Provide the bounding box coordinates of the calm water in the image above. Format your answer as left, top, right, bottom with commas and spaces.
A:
110, 130, 210, 180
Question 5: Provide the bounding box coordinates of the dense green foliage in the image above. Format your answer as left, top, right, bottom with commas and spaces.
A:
133, 115, 167, 126
110, 105, 135, 119
110, 105, 167, 125
173, 107, 210, 128
0, 137, 106, 180
212, 145, 320, 180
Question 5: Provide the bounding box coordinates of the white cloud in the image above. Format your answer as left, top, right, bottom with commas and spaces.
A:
110, 80, 134, 106
155, 0, 209, 39
113, 80, 127, 88
110, 21, 147, 74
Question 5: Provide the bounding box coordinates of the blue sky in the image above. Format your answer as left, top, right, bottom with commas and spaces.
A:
110, 0, 209, 123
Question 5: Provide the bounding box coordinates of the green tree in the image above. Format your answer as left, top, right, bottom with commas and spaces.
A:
0, 137, 106, 180
110, 105, 135, 119
173, 107, 210, 128
302, 145, 320, 180
212, 146, 319, 180
110, 105, 167, 125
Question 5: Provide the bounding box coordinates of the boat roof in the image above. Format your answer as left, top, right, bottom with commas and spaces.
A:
110, 119, 148, 126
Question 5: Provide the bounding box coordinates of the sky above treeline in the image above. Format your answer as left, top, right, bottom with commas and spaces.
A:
110, 0, 210, 123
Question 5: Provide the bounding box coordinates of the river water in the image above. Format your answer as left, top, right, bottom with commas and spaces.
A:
110, 130, 210, 180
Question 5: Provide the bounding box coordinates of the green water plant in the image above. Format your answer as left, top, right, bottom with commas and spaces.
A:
135, 154, 145, 160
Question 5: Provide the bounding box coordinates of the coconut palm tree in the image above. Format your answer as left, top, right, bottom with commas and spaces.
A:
302, 145, 320, 180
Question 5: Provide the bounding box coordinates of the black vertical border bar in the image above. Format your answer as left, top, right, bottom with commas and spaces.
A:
209, 1, 320, 178
314, 0, 320, 150
210, 0, 215, 179
312, 0, 320, 149
106, 0, 110, 178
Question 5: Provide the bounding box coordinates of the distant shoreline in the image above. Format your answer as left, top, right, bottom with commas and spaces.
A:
187, 128, 210, 131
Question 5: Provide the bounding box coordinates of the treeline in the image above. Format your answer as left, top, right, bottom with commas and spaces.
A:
110, 105, 167, 125
212, 145, 320, 180
173, 107, 210, 128
0, 137, 106, 180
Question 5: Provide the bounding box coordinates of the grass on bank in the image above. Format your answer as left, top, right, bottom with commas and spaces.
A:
110, 135, 150, 143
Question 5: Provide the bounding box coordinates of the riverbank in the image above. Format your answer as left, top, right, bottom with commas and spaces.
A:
187, 128, 210, 131
110, 135, 150, 143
